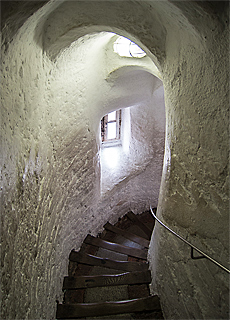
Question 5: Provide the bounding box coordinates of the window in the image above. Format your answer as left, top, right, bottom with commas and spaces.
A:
101, 110, 121, 143
113, 36, 146, 58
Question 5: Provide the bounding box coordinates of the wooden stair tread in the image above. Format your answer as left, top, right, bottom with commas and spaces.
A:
63, 270, 151, 289
56, 296, 161, 318
58, 210, 163, 319
104, 222, 150, 248
84, 235, 147, 260
126, 212, 152, 240
69, 251, 149, 272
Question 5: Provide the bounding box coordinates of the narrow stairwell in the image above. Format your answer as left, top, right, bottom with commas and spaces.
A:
56, 209, 164, 319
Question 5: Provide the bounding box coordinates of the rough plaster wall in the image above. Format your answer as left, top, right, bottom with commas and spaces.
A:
1, 13, 109, 320
1, 1, 229, 320
1, 4, 165, 320
1, 13, 101, 320
130, 83, 165, 164
149, 4, 229, 320
1, 13, 53, 319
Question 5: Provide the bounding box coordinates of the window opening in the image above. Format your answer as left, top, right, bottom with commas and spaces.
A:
101, 110, 121, 143
113, 36, 146, 58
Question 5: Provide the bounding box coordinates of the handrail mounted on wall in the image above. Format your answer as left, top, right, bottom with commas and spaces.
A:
150, 206, 230, 274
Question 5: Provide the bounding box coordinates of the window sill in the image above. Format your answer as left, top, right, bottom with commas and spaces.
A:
101, 140, 122, 148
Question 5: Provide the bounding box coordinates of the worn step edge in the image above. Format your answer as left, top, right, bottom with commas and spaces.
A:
84, 235, 147, 260
103, 222, 150, 248
63, 270, 151, 290
56, 295, 161, 319
69, 251, 148, 272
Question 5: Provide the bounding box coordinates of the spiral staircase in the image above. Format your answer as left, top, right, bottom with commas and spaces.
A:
56, 209, 163, 319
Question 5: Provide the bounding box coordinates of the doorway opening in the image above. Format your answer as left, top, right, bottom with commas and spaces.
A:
96, 33, 165, 199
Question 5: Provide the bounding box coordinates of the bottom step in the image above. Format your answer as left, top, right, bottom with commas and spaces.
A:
56, 295, 161, 319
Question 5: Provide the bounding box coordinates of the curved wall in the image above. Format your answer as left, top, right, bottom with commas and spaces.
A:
1, 2, 165, 319
1, 1, 229, 319
149, 3, 229, 319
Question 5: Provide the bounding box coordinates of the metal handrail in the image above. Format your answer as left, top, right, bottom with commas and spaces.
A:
150, 206, 230, 274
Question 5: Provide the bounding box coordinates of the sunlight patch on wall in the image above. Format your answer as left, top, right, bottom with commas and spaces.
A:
102, 147, 120, 168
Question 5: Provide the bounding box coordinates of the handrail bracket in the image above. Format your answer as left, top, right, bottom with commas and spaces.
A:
191, 247, 206, 260
150, 206, 230, 274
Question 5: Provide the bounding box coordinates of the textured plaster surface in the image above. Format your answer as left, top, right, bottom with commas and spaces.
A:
149, 3, 229, 320
1, 1, 229, 320
1, 2, 164, 319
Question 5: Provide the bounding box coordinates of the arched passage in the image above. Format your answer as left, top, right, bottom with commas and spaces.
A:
1, 1, 229, 319
98, 61, 165, 197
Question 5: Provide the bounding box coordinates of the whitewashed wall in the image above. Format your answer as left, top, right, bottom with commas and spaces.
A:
1, 1, 229, 320
1, 3, 165, 319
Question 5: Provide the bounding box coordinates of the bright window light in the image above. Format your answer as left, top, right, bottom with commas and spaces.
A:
103, 147, 119, 168
101, 110, 121, 143
107, 122, 117, 140
108, 111, 116, 121
113, 36, 146, 58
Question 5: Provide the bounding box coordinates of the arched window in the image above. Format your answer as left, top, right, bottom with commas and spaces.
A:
113, 36, 146, 58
